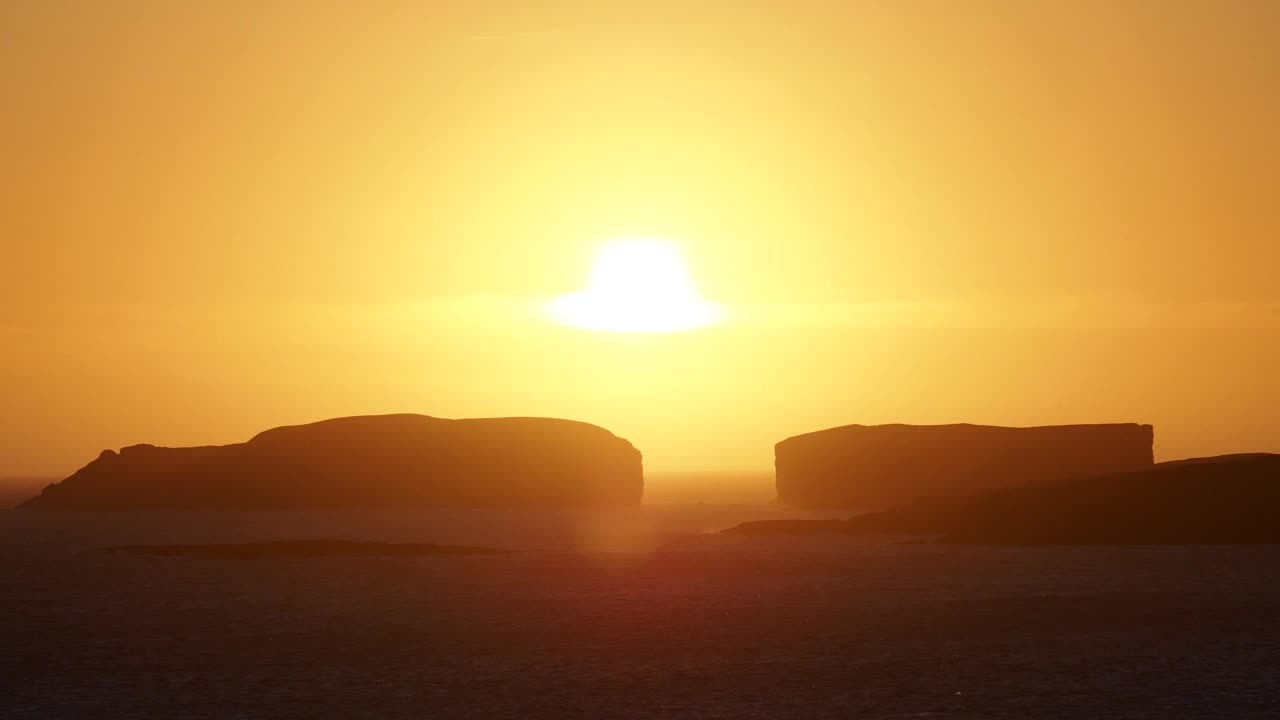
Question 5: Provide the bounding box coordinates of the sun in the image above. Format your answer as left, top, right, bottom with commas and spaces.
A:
546, 239, 725, 333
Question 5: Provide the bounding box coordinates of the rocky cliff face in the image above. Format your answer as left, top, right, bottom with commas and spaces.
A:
775, 423, 1153, 509
20, 414, 643, 510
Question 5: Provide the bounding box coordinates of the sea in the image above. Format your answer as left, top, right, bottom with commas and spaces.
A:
3, 504, 1279, 719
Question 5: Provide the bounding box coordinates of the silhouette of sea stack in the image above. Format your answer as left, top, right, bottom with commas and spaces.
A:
727, 454, 1280, 545
20, 414, 643, 510
917, 454, 1280, 544
776, 423, 1153, 509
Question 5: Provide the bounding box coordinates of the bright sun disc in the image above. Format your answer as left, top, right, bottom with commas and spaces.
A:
547, 239, 725, 333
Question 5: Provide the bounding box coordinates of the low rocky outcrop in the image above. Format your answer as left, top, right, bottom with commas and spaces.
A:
20, 414, 643, 510
100, 540, 512, 558
1156, 453, 1276, 469
776, 423, 1154, 509
726, 455, 1280, 545
0, 478, 56, 509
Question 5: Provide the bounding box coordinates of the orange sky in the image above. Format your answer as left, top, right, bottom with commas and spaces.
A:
2, 1, 1278, 476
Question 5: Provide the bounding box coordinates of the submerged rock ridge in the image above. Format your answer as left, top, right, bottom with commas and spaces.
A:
726, 455, 1280, 545
775, 422, 1154, 509
99, 540, 513, 558
20, 414, 643, 510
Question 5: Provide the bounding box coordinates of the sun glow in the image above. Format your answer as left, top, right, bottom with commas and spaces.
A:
547, 239, 725, 333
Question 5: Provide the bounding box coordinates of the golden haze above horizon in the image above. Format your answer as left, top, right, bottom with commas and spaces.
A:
1, 1, 1277, 476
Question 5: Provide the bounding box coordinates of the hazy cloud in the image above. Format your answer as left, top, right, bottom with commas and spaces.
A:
464, 28, 573, 42
731, 299, 1280, 332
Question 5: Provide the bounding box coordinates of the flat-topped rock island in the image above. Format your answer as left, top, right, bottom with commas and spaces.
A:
776, 422, 1154, 509
20, 414, 644, 510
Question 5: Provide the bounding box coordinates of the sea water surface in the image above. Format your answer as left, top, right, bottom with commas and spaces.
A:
3, 505, 1279, 719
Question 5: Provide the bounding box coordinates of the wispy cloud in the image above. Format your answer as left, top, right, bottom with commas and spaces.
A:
731, 299, 1280, 331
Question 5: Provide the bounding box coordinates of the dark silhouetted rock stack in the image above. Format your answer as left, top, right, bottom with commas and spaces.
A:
20, 414, 643, 510
727, 454, 1280, 545
776, 423, 1153, 509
